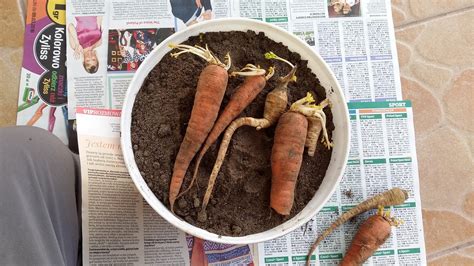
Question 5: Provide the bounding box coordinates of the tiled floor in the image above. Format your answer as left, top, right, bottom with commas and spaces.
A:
391, 1, 474, 264
1, 1, 473, 264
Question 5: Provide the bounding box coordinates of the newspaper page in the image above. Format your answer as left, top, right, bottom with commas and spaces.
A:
257, 101, 427, 265
76, 107, 255, 265
229, 0, 402, 102
67, 0, 401, 119
66, 0, 175, 119
17, 0, 69, 144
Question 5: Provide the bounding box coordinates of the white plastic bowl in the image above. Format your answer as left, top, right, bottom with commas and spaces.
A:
121, 18, 350, 244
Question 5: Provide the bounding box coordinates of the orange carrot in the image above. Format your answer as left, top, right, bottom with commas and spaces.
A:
270, 111, 308, 215
178, 65, 274, 199
340, 206, 400, 266
270, 93, 331, 215
168, 44, 231, 211
305, 188, 408, 266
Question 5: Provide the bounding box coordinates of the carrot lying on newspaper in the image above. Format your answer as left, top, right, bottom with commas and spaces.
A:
305, 188, 408, 266
167, 43, 231, 211
341, 206, 401, 266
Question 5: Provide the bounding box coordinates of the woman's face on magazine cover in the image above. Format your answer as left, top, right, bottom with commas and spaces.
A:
84, 50, 98, 73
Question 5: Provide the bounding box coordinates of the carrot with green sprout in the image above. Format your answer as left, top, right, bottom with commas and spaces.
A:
340, 206, 402, 266
196, 52, 297, 222
270, 93, 331, 215
177, 64, 275, 199
167, 43, 231, 211
305, 188, 408, 266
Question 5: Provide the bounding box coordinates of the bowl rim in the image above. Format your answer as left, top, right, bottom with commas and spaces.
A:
120, 17, 350, 244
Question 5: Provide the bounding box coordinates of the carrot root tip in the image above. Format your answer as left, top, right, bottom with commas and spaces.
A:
197, 210, 207, 223
224, 53, 232, 70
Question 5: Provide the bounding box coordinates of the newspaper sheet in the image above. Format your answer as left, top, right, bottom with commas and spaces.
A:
66, 0, 175, 119
71, 0, 426, 265
17, 0, 69, 144
76, 108, 254, 265
257, 101, 426, 265
67, 0, 401, 119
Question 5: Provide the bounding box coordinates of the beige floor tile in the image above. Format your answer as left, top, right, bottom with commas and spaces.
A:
0, 1, 24, 48
461, 246, 474, 257
0, 0, 24, 127
392, 0, 474, 27
410, 62, 452, 91
409, 0, 474, 20
396, 41, 411, 68
395, 24, 425, 43
417, 126, 474, 212
423, 209, 474, 254
401, 78, 442, 136
391, 6, 407, 26
414, 10, 474, 68
467, 133, 474, 158
0, 47, 23, 126
444, 70, 474, 132
463, 191, 474, 218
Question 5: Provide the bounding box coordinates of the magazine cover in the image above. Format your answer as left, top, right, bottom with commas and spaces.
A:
16, 0, 72, 146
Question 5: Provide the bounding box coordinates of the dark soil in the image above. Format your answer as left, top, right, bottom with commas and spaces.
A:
131, 30, 334, 236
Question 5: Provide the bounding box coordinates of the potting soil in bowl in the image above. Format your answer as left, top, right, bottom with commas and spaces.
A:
131, 30, 334, 236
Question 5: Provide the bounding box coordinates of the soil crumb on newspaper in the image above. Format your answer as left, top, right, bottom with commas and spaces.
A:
131, 30, 334, 236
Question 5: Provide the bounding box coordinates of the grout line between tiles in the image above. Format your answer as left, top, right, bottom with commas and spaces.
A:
427, 240, 474, 261
395, 5, 474, 30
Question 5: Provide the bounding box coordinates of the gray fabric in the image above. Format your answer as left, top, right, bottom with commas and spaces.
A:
0, 126, 80, 266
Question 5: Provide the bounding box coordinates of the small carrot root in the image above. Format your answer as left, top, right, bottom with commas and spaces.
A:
305, 188, 408, 266
305, 117, 322, 156
340, 206, 401, 266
